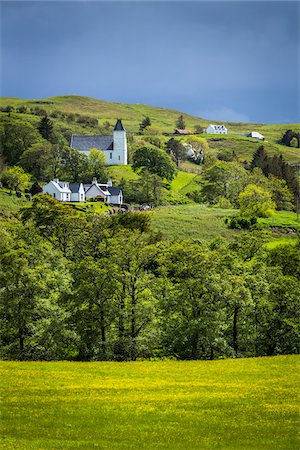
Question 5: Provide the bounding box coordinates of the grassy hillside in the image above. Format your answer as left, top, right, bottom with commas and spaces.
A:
1, 356, 298, 449
1, 95, 299, 163
149, 205, 300, 242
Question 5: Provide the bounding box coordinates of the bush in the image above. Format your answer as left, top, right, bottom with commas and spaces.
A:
226, 216, 257, 230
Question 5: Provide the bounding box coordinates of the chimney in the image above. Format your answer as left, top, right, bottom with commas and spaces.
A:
107, 179, 112, 187
92, 177, 97, 184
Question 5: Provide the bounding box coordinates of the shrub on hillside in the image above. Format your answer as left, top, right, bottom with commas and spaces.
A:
225, 215, 257, 230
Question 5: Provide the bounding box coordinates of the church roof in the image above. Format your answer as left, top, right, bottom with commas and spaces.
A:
114, 119, 125, 131
71, 135, 113, 152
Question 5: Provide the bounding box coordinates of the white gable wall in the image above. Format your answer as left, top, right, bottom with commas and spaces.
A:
110, 193, 123, 205
70, 184, 85, 202
206, 125, 228, 134
85, 184, 108, 201
43, 181, 64, 201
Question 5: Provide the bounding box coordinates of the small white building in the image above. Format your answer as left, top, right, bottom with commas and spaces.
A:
247, 131, 264, 140
42, 179, 72, 202
70, 119, 127, 165
206, 124, 228, 135
43, 178, 123, 205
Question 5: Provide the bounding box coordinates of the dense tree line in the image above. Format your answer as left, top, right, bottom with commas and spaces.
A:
0, 195, 298, 361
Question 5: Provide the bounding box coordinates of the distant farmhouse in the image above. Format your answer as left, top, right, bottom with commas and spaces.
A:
246, 131, 264, 141
174, 129, 193, 135
70, 119, 127, 165
206, 124, 228, 135
43, 178, 123, 205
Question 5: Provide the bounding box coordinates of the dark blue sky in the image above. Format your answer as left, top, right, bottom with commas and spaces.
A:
1, 1, 299, 123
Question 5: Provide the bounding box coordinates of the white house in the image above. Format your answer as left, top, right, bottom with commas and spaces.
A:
247, 131, 264, 140
206, 124, 228, 134
84, 178, 123, 205
43, 178, 123, 205
42, 179, 72, 202
70, 119, 127, 165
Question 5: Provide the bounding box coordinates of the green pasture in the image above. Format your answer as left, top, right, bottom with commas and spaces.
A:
149, 205, 239, 241
259, 211, 300, 232
0, 356, 299, 449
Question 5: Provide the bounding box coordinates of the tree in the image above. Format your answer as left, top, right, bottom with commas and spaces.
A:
139, 117, 151, 132
0, 166, 31, 192
238, 184, 276, 218
86, 148, 109, 182
0, 223, 73, 360
68, 258, 120, 360
29, 181, 43, 196
250, 146, 269, 174
0, 117, 41, 165
176, 115, 185, 130
19, 141, 61, 181
166, 138, 187, 167
38, 116, 54, 141
132, 145, 176, 181
202, 161, 247, 206
110, 232, 157, 361
194, 125, 203, 134
59, 147, 90, 183
156, 241, 229, 360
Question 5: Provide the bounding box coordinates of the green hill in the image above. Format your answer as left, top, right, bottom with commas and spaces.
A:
1, 95, 299, 163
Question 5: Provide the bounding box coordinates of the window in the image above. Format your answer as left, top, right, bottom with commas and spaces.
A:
118, 155, 121, 160
110, 152, 112, 159
53, 193, 56, 198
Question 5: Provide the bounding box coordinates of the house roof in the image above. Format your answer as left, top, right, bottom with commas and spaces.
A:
69, 183, 82, 193
107, 187, 122, 196
53, 181, 71, 193
71, 135, 114, 152
208, 124, 227, 130
174, 129, 193, 135
114, 119, 125, 131
84, 183, 110, 196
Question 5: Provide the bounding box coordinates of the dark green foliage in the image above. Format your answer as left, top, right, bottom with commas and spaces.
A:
250, 145, 269, 173
38, 116, 54, 141
166, 138, 187, 167
281, 129, 300, 148
251, 146, 299, 203
176, 115, 186, 129
29, 181, 43, 196
139, 116, 151, 132
132, 145, 176, 181
0, 117, 41, 165
226, 215, 257, 230
1, 185, 299, 362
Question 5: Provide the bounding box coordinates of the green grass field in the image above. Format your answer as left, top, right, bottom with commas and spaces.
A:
0, 356, 298, 449
149, 205, 239, 241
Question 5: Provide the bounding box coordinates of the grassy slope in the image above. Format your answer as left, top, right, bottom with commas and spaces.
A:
1, 95, 299, 162
0, 190, 29, 216
0, 356, 298, 449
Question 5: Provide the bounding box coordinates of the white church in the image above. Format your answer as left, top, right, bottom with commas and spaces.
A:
70, 119, 127, 165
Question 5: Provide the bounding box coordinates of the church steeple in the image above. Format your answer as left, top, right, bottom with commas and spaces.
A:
114, 119, 126, 131
113, 119, 127, 165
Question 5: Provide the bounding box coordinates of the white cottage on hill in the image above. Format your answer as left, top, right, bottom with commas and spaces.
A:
43, 178, 123, 205
70, 119, 128, 165
206, 124, 228, 134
